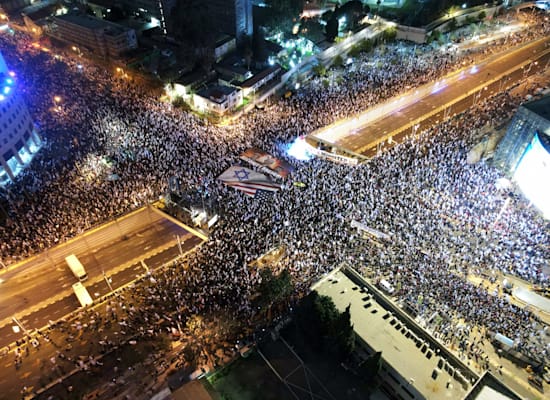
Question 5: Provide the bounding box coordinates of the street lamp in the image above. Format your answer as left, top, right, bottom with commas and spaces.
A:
116, 67, 128, 79
71, 45, 82, 57
102, 270, 114, 292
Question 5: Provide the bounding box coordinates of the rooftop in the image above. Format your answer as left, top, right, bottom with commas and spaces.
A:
20, 0, 58, 20
215, 34, 235, 47
240, 64, 282, 89
171, 379, 218, 400
196, 84, 239, 104
314, 268, 470, 400
175, 69, 210, 87
55, 14, 130, 36
523, 94, 550, 123
463, 371, 522, 400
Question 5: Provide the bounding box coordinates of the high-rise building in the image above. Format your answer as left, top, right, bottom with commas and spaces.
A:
207, 0, 253, 44
101, 0, 253, 44
115, 0, 176, 35
0, 51, 41, 186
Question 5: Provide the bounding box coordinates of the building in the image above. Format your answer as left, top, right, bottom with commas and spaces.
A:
493, 95, 550, 218
0, 51, 41, 186
239, 64, 281, 97
313, 266, 477, 400
114, 0, 176, 35
0, 0, 31, 13
21, 0, 61, 37
214, 34, 237, 62
170, 379, 219, 400
51, 14, 137, 59
193, 84, 243, 115
168, 69, 214, 100
207, 0, 253, 44
106, 0, 252, 45
463, 371, 523, 400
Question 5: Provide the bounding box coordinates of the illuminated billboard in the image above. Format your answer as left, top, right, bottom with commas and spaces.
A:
513, 132, 550, 219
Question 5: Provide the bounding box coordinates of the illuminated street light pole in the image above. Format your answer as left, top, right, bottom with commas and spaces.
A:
71, 45, 82, 57
53, 95, 62, 112
492, 197, 511, 231
102, 270, 114, 292
498, 77, 508, 92
175, 234, 183, 256
12, 316, 30, 336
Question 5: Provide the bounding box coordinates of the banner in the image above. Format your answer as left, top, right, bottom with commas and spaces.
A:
218, 166, 281, 197
240, 148, 294, 179
351, 220, 392, 241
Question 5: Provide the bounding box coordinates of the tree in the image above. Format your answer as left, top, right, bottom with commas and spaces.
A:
332, 54, 344, 68
478, 11, 486, 22
348, 39, 374, 56
258, 268, 293, 306
465, 15, 477, 25
427, 30, 441, 44
331, 304, 355, 360
313, 64, 327, 77
383, 27, 397, 43
321, 10, 333, 23
264, 0, 305, 32
337, 0, 366, 29
295, 293, 355, 360
448, 18, 458, 32
358, 351, 382, 383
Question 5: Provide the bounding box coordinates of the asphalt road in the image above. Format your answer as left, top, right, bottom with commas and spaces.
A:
311, 37, 550, 157
0, 216, 198, 348
0, 234, 203, 400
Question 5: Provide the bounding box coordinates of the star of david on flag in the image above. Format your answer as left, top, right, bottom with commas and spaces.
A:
218, 166, 281, 198
234, 168, 250, 181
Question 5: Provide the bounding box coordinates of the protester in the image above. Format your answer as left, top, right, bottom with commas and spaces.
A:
0, 9, 548, 375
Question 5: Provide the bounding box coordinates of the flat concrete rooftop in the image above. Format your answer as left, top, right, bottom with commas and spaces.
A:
314, 268, 470, 400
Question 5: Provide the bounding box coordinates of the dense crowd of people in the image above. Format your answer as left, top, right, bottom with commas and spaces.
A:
0, 9, 549, 386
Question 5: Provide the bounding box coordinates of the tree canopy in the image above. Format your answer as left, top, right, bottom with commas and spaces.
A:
295, 292, 355, 361
258, 268, 293, 306
263, 0, 305, 33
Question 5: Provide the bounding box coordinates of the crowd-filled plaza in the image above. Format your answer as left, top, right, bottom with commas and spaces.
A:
0, 7, 549, 397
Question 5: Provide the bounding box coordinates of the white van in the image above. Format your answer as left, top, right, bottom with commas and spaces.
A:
65, 254, 88, 281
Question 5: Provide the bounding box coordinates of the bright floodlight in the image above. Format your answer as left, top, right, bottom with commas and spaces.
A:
287, 136, 313, 161
513, 133, 550, 219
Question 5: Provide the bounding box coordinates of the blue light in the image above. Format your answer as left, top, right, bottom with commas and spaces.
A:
1, 72, 15, 100
431, 80, 446, 94
287, 136, 313, 161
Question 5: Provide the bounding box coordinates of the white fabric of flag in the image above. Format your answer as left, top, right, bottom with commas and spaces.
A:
218, 166, 281, 197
